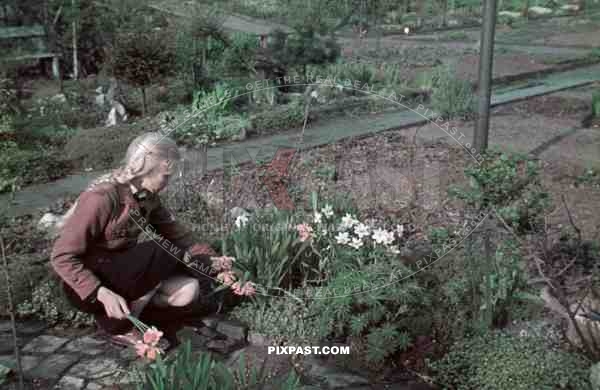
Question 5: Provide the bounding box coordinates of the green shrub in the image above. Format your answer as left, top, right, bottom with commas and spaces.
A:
445, 31, 469, 40
306, 255, 427, 364
431, 330, 592, 390
426, 236, 530, 343
16, 276, 94, 327
0, 255, 47, 318
231, 296, 320, 344
0, 140, 71, 192
136, 340, 301, 390
17, 93, 102, 131
111, 29, 176, 114
449, 150, 550, 232
249, 100, 306, 134
63, 123, 146, 170
576, 168, 600, 188
222, 208, 305, 291
0, 73, 18, 115
430, 65, 475, 119
165, 82, 248, 145
219, 32, 260, 75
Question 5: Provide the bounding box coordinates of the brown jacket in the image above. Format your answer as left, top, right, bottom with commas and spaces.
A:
50, 182, 216, 301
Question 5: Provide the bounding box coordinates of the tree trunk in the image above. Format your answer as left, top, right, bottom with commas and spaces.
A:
1, 237, 24, 390
441, 0, 448, 27
72, 0, 79, 80
202, 38, 207, 79
141, 87, 147, 116
522, 0, 530, 18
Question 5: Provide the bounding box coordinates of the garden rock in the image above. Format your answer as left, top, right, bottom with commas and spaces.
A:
206, 338, 239, 354
248, 331, 271, 346
560, 4, 580, 12
177, 327, 214, 350
201, 315, 221, 329
105, 102, 128, 127
303, 357, 369, 388
225, 345, 294, 383
37, 212, 61, 233
51, 94, 67, 103
499, 11, 522, 19
528, 6, 553, 17
216, 319, 248, 343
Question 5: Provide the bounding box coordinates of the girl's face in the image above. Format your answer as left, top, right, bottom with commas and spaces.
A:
139, 159, 176, 194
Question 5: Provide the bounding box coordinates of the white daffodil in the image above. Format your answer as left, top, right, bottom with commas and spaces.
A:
340, 213, 358, 230
336, 231, 350, 245
310, 90, 319, 99
235, 214, 249, 229
314, 211, 323, 224
372, 228, 394, 246
388, 245, 401, 254
321, 204, 334, 218
404, 26, 410, 35
349, 237, 364, 250
354, 222, 370, 239
396, 224, 404, 238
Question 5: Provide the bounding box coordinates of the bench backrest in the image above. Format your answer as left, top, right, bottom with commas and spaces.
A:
0, 25, 46, 40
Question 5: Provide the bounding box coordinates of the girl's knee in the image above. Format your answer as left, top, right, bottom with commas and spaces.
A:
167, 278, 200, 307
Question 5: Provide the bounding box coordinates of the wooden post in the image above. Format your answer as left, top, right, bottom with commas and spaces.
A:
72, 0, 79, 80
473, 0, 498, 155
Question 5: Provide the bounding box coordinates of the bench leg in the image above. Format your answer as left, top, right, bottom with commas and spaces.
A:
52, 56, 60, 80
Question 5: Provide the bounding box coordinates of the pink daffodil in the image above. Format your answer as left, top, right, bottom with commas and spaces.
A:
296, 223, 313, 242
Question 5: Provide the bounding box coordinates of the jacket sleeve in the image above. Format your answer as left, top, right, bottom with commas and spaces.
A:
50, 191, 112, 301
149, 199, 217, 257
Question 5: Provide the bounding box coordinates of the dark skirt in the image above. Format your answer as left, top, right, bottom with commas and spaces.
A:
62, 240, 215, 334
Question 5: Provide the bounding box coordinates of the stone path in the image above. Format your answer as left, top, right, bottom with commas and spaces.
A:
0, 319, 431, 390
147, 0, 293, 35
0, 317, 248, 389
2, 63, 600, 218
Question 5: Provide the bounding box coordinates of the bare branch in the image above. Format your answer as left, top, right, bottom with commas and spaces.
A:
1, 236, 24, 389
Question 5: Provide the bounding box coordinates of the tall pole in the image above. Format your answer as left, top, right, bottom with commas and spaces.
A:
473, 0, 498, 155
72, 0, 79, 80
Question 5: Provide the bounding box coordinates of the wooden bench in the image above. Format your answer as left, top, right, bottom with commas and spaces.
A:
0, 25, 60, 79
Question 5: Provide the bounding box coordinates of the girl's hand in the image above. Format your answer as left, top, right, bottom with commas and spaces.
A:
97, 286, 131, 319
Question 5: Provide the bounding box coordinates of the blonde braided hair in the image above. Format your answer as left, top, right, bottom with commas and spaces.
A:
56, 132, 180, 229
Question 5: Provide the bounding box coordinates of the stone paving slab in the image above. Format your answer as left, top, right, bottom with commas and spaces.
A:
63, 337, 106, 356
0, 334, 24, 355
66, 358, 120, 382
22, 335, 70, 354
27, 354, 80, 380
0, 354, 42, 373
55, 375, 85, 390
